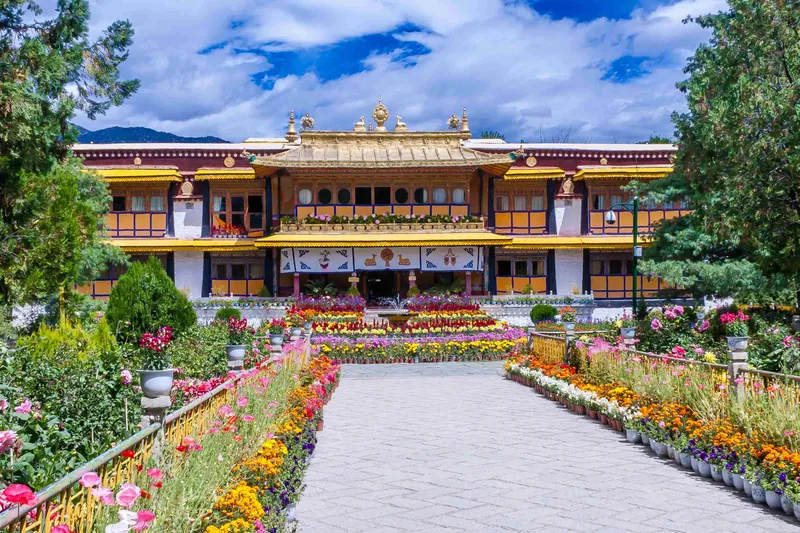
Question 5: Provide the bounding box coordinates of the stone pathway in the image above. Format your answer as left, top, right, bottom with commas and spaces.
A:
297, 362, 798, 532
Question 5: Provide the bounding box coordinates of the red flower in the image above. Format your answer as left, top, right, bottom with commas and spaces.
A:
136, 463, 143, 472
121, 450, 135, 459
305, 408, 314, 419
176, 445, 188, 453
233, 435, 243, 442
3, 484, 38, 506
151, 481, 163, 489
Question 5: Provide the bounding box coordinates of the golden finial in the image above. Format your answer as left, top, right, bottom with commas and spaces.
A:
447, 113, 459, 130
372, 96, 389, 132
300, 112, 314, 130
285, 110, 298, 142
460, 107, 471, 139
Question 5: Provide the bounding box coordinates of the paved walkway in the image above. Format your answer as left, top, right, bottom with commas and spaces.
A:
297, 362, 798, 532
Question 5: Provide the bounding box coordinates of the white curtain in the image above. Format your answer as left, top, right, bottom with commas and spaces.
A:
131, 196, 145, 212
451, 188, 465, 204
298, 189, 312, 205
149, 196, 164, 212
432, 188, 446, 204
530, 196, 544, 211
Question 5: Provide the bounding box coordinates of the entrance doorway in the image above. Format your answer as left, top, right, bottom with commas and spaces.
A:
365, 271, 395, 302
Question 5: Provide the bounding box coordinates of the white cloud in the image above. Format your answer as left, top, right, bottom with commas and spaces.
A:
76, 0, 729, 142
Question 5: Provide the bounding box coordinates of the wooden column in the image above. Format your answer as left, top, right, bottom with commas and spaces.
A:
293, 273, 300, 298
465, 271, 472, 296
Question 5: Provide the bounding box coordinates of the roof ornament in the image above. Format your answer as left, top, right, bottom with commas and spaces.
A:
353, 115, 367, 132
372, 96, 389, 132
394, 115, 408, 132
368, 121, 373, 132
300, 112, 315, 130
460, 107, 471, 139
447, 113, 459, 130
510, 145, 525, 160
285, 110, 298, 142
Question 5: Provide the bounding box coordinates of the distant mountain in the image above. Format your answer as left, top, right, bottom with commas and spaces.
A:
75, 125, 228, 144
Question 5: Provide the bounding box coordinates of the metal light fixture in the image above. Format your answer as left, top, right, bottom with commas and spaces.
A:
604, 210, 617, 225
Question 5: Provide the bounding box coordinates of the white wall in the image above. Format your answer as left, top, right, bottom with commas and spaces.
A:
174, 251, 204, 299
553, 198, 582, 236
555, 249, 583, 295
173, 200, 203, 239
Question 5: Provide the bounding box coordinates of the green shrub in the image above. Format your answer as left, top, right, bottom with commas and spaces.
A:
346, 286, 360, 297
106, 256, 196, 340
257, 285, 271, 297
406, 285, 420, 297
530, 304, 558, 323
167, 323, 228, 380
521, 283, 535, 294
215, 307, 242, 322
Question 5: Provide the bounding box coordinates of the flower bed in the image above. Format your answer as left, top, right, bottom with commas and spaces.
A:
506, 343, 800, 519
405, 295, 480, 313
311, 317, 506, 337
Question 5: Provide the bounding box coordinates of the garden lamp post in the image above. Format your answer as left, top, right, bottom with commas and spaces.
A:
604, 197, 641, 313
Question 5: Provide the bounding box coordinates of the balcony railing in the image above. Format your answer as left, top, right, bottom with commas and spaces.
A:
295, 203, 470, 219
105, 211, 167, 238
279, 220, 486, 234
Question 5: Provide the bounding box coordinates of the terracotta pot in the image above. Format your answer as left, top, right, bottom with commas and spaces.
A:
575, 405, 585, 416
599, 413, 608, 424
316, 419, 324, 432
588, 409, 598, 419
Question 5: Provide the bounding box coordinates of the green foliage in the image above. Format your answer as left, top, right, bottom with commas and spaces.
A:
521, 283, 535, 294
426, 278, 465, 295
637, 135, 672, 144
346, 285, 360, 297
0, 1, 138, 307
214, 307, 242, 322
406, 285, 420, 297
257, 285, 271, 297
530, 304, 558, 323
637, 1, 800, 307
17, 318, 117, 364
107, 256, 196, 340
167, 323, 228, 380
481, 130, 505, 140
304, 278, 337, 297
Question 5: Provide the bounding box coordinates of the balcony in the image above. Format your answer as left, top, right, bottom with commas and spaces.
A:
279, 217, 486, 234
295, 204, 469, 220
105, 212, 167, 238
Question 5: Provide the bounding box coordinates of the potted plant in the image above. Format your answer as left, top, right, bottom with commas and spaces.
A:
285, 312, 304, 337
720, 310, 750, 351
560, 305, 577, 331
225, 317, 250, 363
268, 318, 286, 346
618, 309, 637, 341
137, 327, 174, 398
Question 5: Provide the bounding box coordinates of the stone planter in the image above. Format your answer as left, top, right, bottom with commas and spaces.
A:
726, 336, 749, 352
641, 433, 649, 445
710, 465, 724, 482
304, 321, 313, 333
732, 473, 745, 491
225, 345, 246, 362
625, 429, 641, 444
137, 369, 175, 399
562, 322, 576, 332
698, 460, 712, 478
793, 498, 800, 520
620, 327, 636, 340
721, 469, 734, 487
781, 495, 794, 516
290, 326, 303, 337
765, 490, 783, 510
284, 503, 297, 522
751, 484, 767, 504
666, 446, 674, 460
690, 456, 699, 473
269, 333, 284, 346
743, 478, 752, 496
653, 441, 668, 457
680, 453, 692, 469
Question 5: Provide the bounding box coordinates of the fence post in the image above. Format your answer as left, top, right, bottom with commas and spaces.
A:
527, 327, 536, 352
792, 314, 800, 333
564, 329, 574, 365
727, 345, 748, 399
140, 395, 170, 461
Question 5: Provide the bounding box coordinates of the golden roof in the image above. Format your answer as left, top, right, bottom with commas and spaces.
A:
90, 167, 182, 183
194, 168, 256, 180
107, 238, 258, 252
573, 165, 673, 180
254, 231, 512, 248
504, 235, 651, 250
249, 130, 514, 177
503, 167, 566, 180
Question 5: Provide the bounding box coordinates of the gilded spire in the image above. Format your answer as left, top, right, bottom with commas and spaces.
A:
372, 96, 389, 132
459, 107, 471, 139
285, 110, 298, 142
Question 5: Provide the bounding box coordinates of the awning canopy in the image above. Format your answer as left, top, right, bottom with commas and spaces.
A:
249, 131, 515, 177
504, 235, 651, 250
194, 168, 256, 181
91, 168, 182, 183
107, 238, 258, 252
573, 165, 673, 181
255, 231, 512, 248
503, 167, 566, 180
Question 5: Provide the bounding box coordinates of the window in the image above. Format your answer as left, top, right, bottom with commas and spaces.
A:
149, 196, 165, 212
131, 195, 146, 212
679, 198, 690, 209
413, 188, 428, 204
663, 199, 674, 209
249, 262, 263, 279
593, 194, 605, 210
590, 260, 605, 275
394, 188, 409, 204
230, 196, 245, 228
214, 264, 227, 279
298, 189, 312, 205
231, 263, 246, 279
355, 187, 372, 205
317, 188, 332, 205
514, 260, 528, 277
452, 188, 465, 204
112, 196, 127, 212
374, 187, 391, 205
609, 259, 623, 275
626, 260, 634, 275
532, 258, 545, 276
432, 188, 446, 204
531, 195, 545, 211
496, 196, 509, 211
513, 196, 527, 211
248, 195, 263, 229
497, 260, 512, 277
337, 188, 351, 204
610, 194, 623, 208
643, 197, 658, 209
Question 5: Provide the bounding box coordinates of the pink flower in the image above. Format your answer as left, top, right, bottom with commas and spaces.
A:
642, 375, 651, 382
115, 483, 142, 508
0, 430, 17, 454
79, 472, 102, 488
2, 484, 37, 506
785, 431, 794, 437
650, 319, 662, 331
734, 377, 744, 384
133, 510, 156, 531
242, 415, 255, 422
673, 305, 684, 316
670, 346, 686, 358
664, 310, 676, 320
14, 399, 32, 415
0, 399, 8, 411
120, 370, 133, 386
146, 468, 162, 481
52, 525, 74, 533
218, 404, 233, 416
92, 486, 115, 505
237, 396, 249, 408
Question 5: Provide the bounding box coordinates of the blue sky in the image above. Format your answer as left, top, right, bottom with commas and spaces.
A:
80, 0, 728, 143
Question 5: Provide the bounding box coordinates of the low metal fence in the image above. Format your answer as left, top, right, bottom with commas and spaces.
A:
528, 332, 566, 365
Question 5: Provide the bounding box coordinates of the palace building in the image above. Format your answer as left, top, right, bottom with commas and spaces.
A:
75, 99, 680, 303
